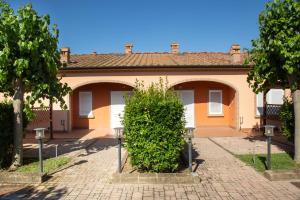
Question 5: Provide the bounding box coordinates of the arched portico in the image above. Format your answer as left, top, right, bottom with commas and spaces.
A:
55, 70, 260, 135
171, 80, 239, 135
70, 80, 135, 90
67, 76, 240, 133
70, 82, 133, 136
169, 78, 239, 93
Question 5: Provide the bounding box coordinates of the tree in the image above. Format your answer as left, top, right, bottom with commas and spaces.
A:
247, 0, 300, 162
0, 1, 70, 169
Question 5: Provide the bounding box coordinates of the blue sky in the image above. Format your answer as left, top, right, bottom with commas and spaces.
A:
9, 0, 270, 54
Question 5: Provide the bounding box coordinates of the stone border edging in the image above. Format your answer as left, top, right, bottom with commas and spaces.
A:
111, 145, 200, 184
110, 173, 200, 184
0, 172, 46, 184
264, 169, 300, 181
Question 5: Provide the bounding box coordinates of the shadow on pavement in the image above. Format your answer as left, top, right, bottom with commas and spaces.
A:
47, 159, 88, 176
23, 138, 98, 158
193, 159, 205, 172
78, 137, 119, 157
243, 135, 294, 154
0, 185, 67, 200
291, 181, 300, 189
182, 141, 205, 172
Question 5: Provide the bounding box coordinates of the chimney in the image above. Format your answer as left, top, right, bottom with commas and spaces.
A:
170, 42, 179, 54
91, 51, 97, 56
125, 43, 133, 54
60, 47, 70, 64
229, 44, 241, 63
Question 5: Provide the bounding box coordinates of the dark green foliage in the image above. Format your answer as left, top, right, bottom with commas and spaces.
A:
0, 102, 13, 168
246, 0, 300, 162
279, 98, 294, 142
0, 101, 29, 168
247, 0, 300, 93
0, 1, 71, 167
123, 80, 185, 172
0, 1, 71, 107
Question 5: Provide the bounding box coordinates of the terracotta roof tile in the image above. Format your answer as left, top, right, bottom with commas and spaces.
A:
64, 52, 249, 69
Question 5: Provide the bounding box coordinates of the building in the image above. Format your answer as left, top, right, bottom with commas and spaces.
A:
26, 43, 286, 136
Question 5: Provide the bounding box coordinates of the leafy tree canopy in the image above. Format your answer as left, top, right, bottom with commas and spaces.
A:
0, 1, 70, 110
247, 0, 300, 93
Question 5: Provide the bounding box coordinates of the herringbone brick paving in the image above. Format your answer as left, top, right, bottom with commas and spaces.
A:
1, 138, 299, 199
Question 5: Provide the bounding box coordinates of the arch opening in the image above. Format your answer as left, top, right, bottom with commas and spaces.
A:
71, 80, 134, 91
171, 80, 239, 137
71, 82, 133, 137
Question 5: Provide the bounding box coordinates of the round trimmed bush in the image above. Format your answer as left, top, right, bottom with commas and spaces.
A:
123, 80, 185, 172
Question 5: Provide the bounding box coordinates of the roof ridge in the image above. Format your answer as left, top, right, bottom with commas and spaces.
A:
71, 53, 124, 56
70, 51, 235, 56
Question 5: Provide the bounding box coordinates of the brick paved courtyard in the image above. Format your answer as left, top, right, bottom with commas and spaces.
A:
210, 136, 293, 155
1, 137, 299, 200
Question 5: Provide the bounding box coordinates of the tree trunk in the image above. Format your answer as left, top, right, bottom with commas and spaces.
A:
293, 89, 300, 163
263, 91, 267, 126
50, 97, 53, 139
9, 79, 24, 170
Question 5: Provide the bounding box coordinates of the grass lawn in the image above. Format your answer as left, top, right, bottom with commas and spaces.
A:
16, 156, 71, 173
237, 153, 300, 172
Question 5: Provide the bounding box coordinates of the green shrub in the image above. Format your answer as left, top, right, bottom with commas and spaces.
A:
0, 101, 30, 168
0, 102, 14, 168
279, 98, 294, 142
123, 79, 185, 172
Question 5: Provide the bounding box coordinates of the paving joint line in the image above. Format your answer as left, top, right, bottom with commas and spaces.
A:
207, 137, 236, 156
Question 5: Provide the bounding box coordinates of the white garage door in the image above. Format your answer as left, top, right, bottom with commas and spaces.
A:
110, 91, 130, 128
177, 90, 195, 128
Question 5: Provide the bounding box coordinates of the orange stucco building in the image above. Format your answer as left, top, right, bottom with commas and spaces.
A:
25, 43, 285, 136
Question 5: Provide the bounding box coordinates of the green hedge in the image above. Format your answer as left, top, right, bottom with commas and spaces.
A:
123, 80, 185, 172
0, 101, 30, 168
0, 102, 14, 168
279, 98, 294, 142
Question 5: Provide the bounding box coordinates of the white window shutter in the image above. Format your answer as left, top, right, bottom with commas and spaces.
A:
256, 92, 264, 116
209, 90, 223, 115
79, 92, 93, 117
267, 89, 284, 105
110, 91, 132, 128
176, 90, 195, 128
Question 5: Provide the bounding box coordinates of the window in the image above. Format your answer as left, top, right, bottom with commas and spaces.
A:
256, 92, 264, 116
209, 90, 223, 115
79, 91, 93, 117
267, 89, 284, 104
256, 89, 284, 116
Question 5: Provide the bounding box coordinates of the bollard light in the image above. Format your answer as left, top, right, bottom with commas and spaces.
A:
184, 127, 195, 139
114, 127, 124, 173
264, 125, 275, 137
114, 127, 124, 139
34, 128, 45, 140
264, 125, 275, 170
34, 128, 46, 174
184, 127, 195, 173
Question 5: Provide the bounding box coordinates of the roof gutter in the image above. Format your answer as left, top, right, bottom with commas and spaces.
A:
59, 64, 251, 73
